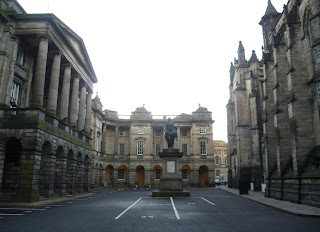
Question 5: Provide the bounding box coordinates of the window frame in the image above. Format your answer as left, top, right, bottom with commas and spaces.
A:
182, 144, 188, 155
138, 126, 144, 134
182, 169, 188, 180
200, 141, 207, 155
215, 156, 220, 165
216, 170, 220, 177
181, 129, 188, 137
156, 144, 161, 156
155, 169, 161, 180
16, 46, 24, 66
118, 169, 125, 180
119, 144, 125, 156
137, 141, 144, 155
200, 127, 206, 134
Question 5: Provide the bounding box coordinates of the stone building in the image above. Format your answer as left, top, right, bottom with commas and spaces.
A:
227, 42, 264, 192
213, 140, 228, 179
0, 0, 96, 202
91, 100, 217, 188
227, 0, 320, 207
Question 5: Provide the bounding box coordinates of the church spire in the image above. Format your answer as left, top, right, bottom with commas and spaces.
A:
262, 0, 279, 20
238, 41, 246, 66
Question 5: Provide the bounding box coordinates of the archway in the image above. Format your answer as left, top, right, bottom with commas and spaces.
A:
106, 165, 114, 186
199, 165, 208, 186
66, 150, 75, 194
1, 138, 22, 193
135, 165, 145, 187
54, 146, 65, 196
39, 141, 54, 197
83, 155, 90, 192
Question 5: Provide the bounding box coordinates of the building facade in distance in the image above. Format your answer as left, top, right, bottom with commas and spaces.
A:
213, 140, 228, 180
91, 100, 217, 188
0, 0, 97, 202
227, 0, 320, 207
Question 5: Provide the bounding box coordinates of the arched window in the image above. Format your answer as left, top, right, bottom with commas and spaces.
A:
215, 156, 220, 165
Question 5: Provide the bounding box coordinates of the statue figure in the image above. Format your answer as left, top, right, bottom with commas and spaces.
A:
164, 118, 177, 149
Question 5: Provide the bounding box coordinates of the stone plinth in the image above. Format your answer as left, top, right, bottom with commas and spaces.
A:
152, 149, 190, 197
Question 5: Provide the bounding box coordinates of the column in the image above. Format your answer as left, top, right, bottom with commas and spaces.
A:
114, 126, 119, 154
31, 35, 49, 106
47, 51, 62, 114
4, 36, 19, 106
84, 92, 93, 133
59, 64, 72, 120
78, 83, 86, 131
69, 75, 79, 127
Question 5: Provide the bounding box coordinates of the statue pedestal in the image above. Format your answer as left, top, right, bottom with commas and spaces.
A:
152, 149, 190, 197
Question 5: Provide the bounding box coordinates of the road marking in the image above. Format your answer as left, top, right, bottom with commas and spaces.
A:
24, 211, 32, 213
67, 202, 72, 204
188, 203, 196, 205
201, 197, 215, 206
74, 198, 87, 200
138, 204, 171, 206
0, 213, 23, 216
170, 197, 180, 220
0, 208, 46, 211
115, 198, 141, 220
43, 205, 62, 207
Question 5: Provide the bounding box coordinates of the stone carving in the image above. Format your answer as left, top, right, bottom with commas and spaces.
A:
164, 118, 177, 149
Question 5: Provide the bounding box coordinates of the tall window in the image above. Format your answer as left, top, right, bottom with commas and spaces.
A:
182, 144, 188, 155
156, 130, 162, 137
138, 126, 144, 134
10, 82, 20, 107
137, 141, 144, 155
200, 127, 206, 134
119, 130, 125, 136
215, 156, 220, 165
155, 169, 161, 180
156, 144, 161, 156
119, 144, 125, 156
225, 158, 228, 165
200, 141, 207, 155
16, 46, 24, 66
181, 129, 188, 137
118, 169, 125, 180
182, 169, 188, 180
216, 170, 220, 177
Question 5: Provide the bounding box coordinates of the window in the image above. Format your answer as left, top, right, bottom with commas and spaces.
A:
156, 144, 161, 156
155, 130, 162, 137
119, 130, 125, 136
16, 46, 24, 66
216, 170, 220, 177
200, 141, 207, 155
10, 82, 20, 107
181, 129, 188, 137
138, 126, 144, 134
215, 156, 220, 165
119, 144, 125, 156
200, 127, 206, 134
225, 158, 228, 165
118, 169, 125, 180
137, 141, 144, 155
95, 135, 100, 151
155, 169, 161, 180
182, 169, 188, 180
182, 144, 188, 155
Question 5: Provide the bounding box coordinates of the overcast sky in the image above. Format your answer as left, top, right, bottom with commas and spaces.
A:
18, 0, 288, 142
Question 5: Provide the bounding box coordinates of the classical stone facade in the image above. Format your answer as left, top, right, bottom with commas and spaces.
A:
0, 1, 96, 202
227, 0, 320, 207
213, 140, 228, 179
91, 100, 217, 188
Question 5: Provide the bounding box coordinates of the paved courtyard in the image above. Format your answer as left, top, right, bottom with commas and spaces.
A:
0, 189, 320, 232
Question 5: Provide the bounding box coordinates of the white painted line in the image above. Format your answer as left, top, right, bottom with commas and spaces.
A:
115, 198, 141, 220
138, 204, 172, 206
0, 208, 46, 211
0, 213, 23, 216
201, 197, 215, 206
170, 197, 180, 220
67, 202, 72, 204
43, 205, 62, 207
74, 198, 87, 200
24, 211, 32, 213
44, 207, 51, 209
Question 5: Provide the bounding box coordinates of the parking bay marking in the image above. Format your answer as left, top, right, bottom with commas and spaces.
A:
115, 198, 142, 219
0, 208, 46, 211
201, 197, 216, 206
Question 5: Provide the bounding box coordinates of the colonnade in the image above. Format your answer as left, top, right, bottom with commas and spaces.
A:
30, 35, 93, 132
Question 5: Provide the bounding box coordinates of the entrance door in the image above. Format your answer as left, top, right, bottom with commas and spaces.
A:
199, 166, 208, 186
136, 166, 145, 187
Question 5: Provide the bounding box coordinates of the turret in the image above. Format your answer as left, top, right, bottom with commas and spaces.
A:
259, 0, 280, 53
238, 41, 247, 67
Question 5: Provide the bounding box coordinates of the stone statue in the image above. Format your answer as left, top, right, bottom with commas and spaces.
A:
165, 118, 177, 149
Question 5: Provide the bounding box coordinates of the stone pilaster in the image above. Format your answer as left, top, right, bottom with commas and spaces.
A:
69, 75, 79, 127
114, 126, 119, 154
85, 92, 93, 133
78, 83, 86, 131
31, 35, 49, 106
47, 51, 62, 114
4, 36, 19, 106
59, 64, 72, 120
